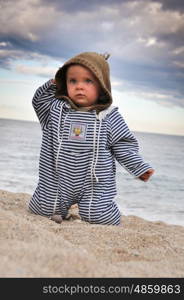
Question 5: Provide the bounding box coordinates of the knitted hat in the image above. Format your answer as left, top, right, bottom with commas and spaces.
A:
55, 52, 112, 112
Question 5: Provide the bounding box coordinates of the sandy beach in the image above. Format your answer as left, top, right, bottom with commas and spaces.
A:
0, 189, 184, 278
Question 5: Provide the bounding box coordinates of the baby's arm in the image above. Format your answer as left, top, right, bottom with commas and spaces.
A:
32, 79, 56, 129
109, 109, 154, 179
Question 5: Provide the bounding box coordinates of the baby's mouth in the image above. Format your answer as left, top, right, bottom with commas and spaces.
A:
75, 94, 85, 98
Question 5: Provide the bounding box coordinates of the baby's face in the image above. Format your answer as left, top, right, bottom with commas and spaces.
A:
66, 65, 100, 107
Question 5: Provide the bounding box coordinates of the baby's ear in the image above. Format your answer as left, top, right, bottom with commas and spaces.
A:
101, 53, 111, 60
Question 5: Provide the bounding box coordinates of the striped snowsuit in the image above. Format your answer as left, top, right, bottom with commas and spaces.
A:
29, 80, 152, 225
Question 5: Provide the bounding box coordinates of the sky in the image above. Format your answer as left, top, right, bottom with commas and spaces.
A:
0, 0, 184, 135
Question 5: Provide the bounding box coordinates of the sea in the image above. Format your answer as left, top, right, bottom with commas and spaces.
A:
0, 118, 184, 226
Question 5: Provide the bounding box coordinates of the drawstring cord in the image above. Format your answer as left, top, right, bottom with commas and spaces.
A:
55, 104, 67, 174
90, 119, 97, 181
89, 114, 102, 221
53, 103, 66, 215
57, 103, 64, 144
90, 114, 102, 182
92, 119, 102, 183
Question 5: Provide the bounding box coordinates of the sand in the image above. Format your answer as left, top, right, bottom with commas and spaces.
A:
0, 189, 184, 278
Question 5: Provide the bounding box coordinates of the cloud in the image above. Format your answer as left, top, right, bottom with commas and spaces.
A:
15, 64, 57, 77
42, 0, 126, 13
154, 0, 184, 12
0, 0, 184, 107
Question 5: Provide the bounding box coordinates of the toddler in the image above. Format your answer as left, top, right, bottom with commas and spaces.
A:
29, 52, 154, 225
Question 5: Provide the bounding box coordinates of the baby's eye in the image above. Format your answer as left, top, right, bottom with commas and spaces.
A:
85, 78, 93, 83
69, 78, 77, 84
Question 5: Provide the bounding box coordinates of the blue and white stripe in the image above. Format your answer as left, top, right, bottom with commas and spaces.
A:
29, 80, 152, 225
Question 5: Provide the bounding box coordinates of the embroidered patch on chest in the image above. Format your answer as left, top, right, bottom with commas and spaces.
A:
69, 122, 87, 141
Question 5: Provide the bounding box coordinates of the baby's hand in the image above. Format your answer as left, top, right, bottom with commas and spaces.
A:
138, 169, 154, 182
51, 79, 56, 84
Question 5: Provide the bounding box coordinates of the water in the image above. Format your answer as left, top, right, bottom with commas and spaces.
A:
0, 118, 184, 226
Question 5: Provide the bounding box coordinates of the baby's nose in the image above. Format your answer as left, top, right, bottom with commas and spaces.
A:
76, 82, 84, 89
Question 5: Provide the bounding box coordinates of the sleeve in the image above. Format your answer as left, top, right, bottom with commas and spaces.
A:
108, 109, 152, 178
32, 79, 57, 130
